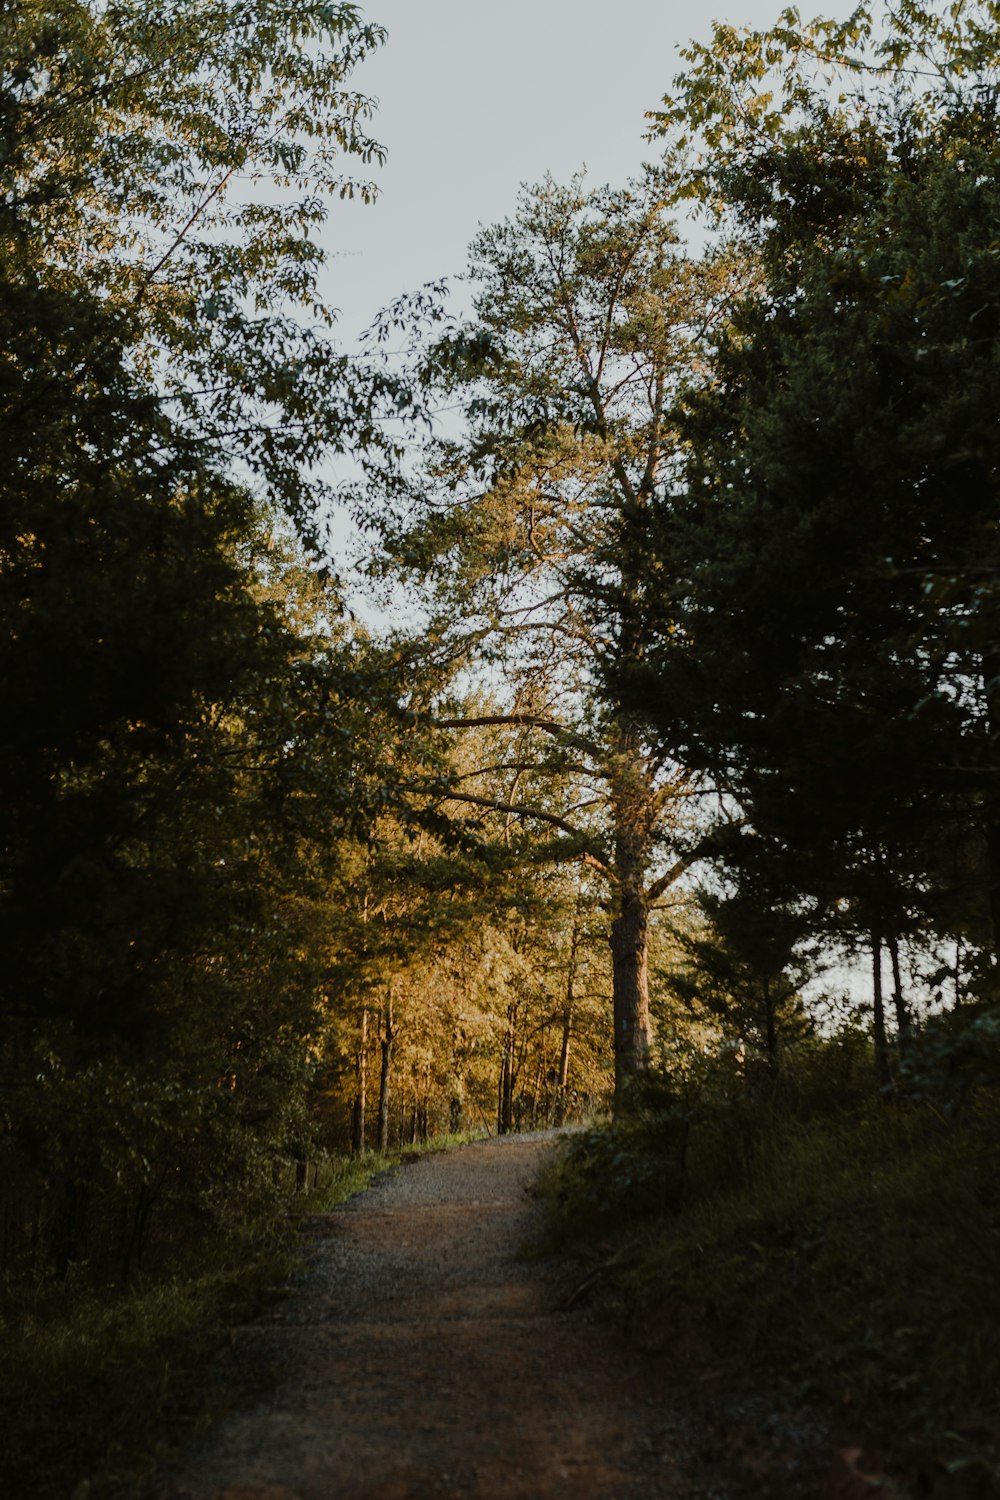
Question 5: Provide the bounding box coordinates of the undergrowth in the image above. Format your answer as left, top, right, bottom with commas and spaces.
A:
0, 1129, 487, 1500
536, 1027, 1000, 1490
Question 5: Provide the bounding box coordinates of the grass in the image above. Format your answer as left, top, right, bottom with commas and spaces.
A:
307, 1125, 491, 1212
0, 1127, 489, 1500
1, 1245, 296, 1500
536, 1041, 1000, 1492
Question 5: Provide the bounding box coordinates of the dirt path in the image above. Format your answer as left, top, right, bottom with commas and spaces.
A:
153, 1134, 724, 1500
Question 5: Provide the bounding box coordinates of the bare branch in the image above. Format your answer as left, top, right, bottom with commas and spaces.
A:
134, 165, 237, 308
451, 759, 589, 781
491, 619, 613, 651
434, 714, 604, 761
645, 852, 698, 904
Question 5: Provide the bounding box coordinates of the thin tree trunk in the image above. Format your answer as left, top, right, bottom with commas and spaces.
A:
887, 932, 911, 1056
121, 1183, 148, 1284
418, 1064, 430, 1142
555, 1006, 573, 1125
558, 1005, 573, 1086
51, 1177, 80, 1280
352, 886, 372, 1155
987, 822, 1000, 965
498, 1000, 517, 1134
872, 929, 892, 1092
555, 900, 581, 1125
377, 992, 395, 1154
530, 1053, 545, 1127
351, 1006, 368, 1155
983, 652, 1000, 961
762, 976, 778, 1073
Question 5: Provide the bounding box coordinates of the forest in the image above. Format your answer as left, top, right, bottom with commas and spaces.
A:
2, 1, 1000, 1495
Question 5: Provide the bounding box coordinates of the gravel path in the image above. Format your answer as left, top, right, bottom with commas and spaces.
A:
152, 1133, 720, 1500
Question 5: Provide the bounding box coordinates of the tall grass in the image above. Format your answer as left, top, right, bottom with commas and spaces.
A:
0, 1128, 489, 1498
537, 1030, 1000, 1480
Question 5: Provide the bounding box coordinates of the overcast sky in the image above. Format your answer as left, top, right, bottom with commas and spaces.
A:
321, 0, 788, 349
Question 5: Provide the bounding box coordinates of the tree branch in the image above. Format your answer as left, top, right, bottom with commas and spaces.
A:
645, 852, 698, 904
433, 714, 604, 761
437, 789, 613, 872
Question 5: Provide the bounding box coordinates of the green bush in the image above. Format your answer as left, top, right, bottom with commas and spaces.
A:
538, 1029, 1000, 1463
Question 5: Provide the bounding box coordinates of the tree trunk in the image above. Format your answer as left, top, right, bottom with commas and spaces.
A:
983, 652, 1000, 962
50, 1177, 81, 1280
610, 880, 651, 1099
121, 1184, 148, 1284
351, 1006, 368, 1155
987, 821, 1000, 966
762, 976, 778, 1073
498, 1000, 516, 1134
377, 993, 395, 1154
122, 1170, 163, 1282
418, 1064, 430, 1142
887, 932, 911, 1057
609, 753, 656, 1105
871, 930, 892, 1092
555, 900, 581, 1125
530, 1053, 545, 1127
554, 1006, 573, 1125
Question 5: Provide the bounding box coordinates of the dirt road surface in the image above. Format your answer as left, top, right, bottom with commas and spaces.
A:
152, 1134, 778, 1500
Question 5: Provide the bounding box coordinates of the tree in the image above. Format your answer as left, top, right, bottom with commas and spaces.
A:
662, 877, 815, 1075
624, 2, 1000, 1046
0, 320, 380, 1277
373, 174, 732, 1100
307, 726, 615, 1151
3, 0, 400, 537
0, 1, 411, 1285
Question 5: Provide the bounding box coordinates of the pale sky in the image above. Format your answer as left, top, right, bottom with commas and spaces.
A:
322, 0, 790, 349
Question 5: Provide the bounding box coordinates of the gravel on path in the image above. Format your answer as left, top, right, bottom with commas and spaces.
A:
152, 1132, 722, 1500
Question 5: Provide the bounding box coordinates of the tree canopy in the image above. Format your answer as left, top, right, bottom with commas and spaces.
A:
606, 1, 1000, 1064
367, 174, 735, 1095
0, 0, 412, 1287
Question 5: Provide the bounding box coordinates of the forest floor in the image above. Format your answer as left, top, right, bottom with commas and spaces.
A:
149, 1131, 872, 1500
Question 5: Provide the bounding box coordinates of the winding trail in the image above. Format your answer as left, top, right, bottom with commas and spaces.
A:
154, 1134, 718, 1500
